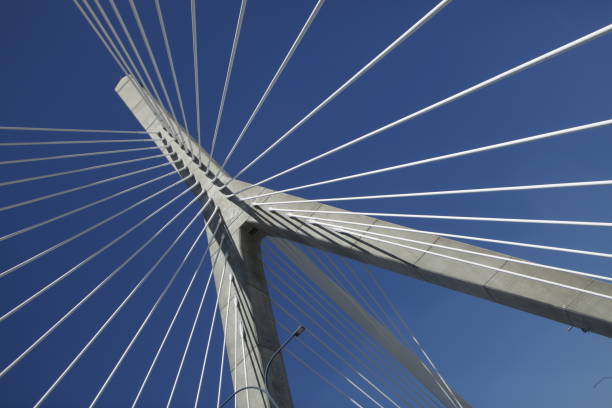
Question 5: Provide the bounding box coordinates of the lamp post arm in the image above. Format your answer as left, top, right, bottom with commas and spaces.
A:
264, 331, 296, 395
218, 386, 280, 408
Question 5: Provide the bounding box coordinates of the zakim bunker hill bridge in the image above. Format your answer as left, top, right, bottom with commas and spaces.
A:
1, 1, 612, 407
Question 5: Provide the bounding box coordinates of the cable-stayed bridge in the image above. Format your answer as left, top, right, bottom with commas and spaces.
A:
1, 1, 612, 407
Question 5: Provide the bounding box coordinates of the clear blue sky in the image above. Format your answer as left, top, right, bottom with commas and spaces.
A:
1, 1, 612, 407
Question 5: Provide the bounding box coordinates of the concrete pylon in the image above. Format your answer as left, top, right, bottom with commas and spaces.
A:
116, 76, 612, 408
116, 77, 294, 408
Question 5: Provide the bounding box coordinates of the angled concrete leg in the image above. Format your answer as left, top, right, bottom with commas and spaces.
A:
205, 214, 294, 408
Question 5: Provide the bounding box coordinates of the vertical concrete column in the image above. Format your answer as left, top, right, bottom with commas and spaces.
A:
206, 217, 293, 408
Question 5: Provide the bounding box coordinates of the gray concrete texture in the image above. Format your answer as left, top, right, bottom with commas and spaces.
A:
116, 75, 612, 408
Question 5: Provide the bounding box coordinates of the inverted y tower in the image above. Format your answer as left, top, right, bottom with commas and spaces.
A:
116, 76, 612, 408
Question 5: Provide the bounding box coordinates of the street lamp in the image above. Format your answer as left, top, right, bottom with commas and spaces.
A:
264, 325, 306, 398
218, 325, 305, 408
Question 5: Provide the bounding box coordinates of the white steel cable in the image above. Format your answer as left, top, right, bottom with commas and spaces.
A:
0, 160, 176, 213
0, 180, 200, 379
275, 319, 364, 405
299, 215, 612, 262
33, 191, 212, 408
106, 0, 184, 147
90, 0, 179, 141
285, 242, 448, 408
268, 239, 436, 401
208, 0, 248, 170
270, 285, 424, 408
0, 152, 172, 188
94, 0, 179, 147
350, 399, 366, 408
244, 118, 612, 200
226, 0, 453, 186
345, 377, 385, 408
83, 0, 132, 72
0, 165, 180, 242
270, 241, 378, 330
88, 208, 219, 407
267, 261, 362, 351
0, 175, 195, 327
351, 400, 366, 408
216, 0, 327, 176
126, 0, 190, 151
274, 300, 428, 408
276, 319, 387, 408
234, 253, 396, 405
267, 275, 431, 408
0, 174, 194, 324
333, 228, 612, 302
313, 249, 386, 325
328, 255, 400, 330
361, 260, 463, 408
154, 0, 194, 156
85, 0, 129, 70
83, 0, 175, 146
74, 0, 131, 74
0, 168, 191, 281
167, 216, 243, 408
252, 178, 612, 206
266, 243, 376, 345
84, 0, 176, 141
127, 0, 189, 152
91, 0, 143, 91
234, 25, 612, 196
233, 297, 238, 408
356, 372, 402, 408
274, 240, 445, 407
274, 208, 612, 228
192, 259, 230, 408
327, 253, 410, 347
315, 220, 612, 283
86, 0, 179, 144
268, 245, 377, 342
265, 251, 436, 408
328, 251, 461, 408
256, 264, 408, 408
239, 323, 250, 408
280, 210, 612, 389
216, 278, 234, 408
0, 126, 147, 134
182, 215, 240, 408
313, 226, 612, 399
274, 239, 466, 407
166, 244, 227, 408
330, 254, 404, 339
0, 145, 161, 165
284, 347, 372, 408
90, 0, 181, 150
190, 0, 203, 165
0, 139, 157, 146
0, 180, 194, 328
130, 219, 226, 408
